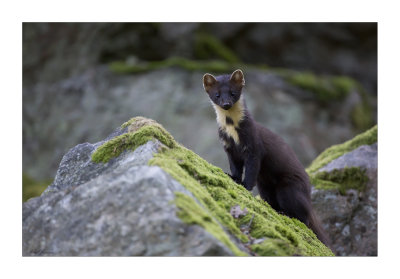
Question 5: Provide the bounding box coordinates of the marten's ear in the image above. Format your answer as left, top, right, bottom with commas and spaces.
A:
230, 69, 245, 87
203, 73, 217, 93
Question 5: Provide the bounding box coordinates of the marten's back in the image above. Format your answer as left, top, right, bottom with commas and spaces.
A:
255, 122, 309, 182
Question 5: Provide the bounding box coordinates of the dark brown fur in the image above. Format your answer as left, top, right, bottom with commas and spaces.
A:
203, 70, 329, 246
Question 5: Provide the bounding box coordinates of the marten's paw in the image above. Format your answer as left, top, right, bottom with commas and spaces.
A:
243, 182, 254, 191
225, 172, 243, 185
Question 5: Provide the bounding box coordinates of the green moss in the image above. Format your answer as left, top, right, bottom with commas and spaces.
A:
174, 192, 246, 256
23, 173, 52, 202
331, 76, 356, 95
194, 33, 240, 63
121, 117, 141, 129
350, 84, 374, 132
91, 122, 176, 163
92, 116, 333, 256
351, 103, 373, 132
285, 72, 357, 102
307, 125, 377, 174
109, 57, 246, 75
148, 142, 248, 243
309, 176, 341, 191
151, 144, 332, 256
311, 167, 368, 195
307, 125, 376, 196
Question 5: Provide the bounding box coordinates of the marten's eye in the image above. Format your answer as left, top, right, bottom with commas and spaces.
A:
216, 92, 220, 98
230, 90, 235, 96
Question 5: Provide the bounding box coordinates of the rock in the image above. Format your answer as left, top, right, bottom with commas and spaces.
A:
319, 143, 377, 173
23, 117, 333, 256
24, 165, 234, 256
308, 126, 377, 256
23, 141, 236, 256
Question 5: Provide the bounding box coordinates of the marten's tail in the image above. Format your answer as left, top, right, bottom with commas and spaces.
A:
308, 210, 331, 248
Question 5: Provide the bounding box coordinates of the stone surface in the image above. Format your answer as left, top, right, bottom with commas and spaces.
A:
311, 143, 377, 256
23, 138, 237, 256
319, 143, 377, 172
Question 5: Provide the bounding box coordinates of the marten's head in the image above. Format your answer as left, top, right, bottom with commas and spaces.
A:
203, 69, 245, 110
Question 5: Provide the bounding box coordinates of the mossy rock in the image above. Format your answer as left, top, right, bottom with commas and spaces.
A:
307, 125, 377, 194
310, 167, 369, 195
91, 116, 333, 256
307, 125, 377, 174
92, 117, 176, 163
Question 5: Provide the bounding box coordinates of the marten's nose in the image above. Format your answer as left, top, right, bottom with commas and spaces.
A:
222, 102, 232, 110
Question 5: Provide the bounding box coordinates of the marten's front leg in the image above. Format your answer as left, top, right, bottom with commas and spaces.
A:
242, 154, 260, 191
225, 149, 244, 185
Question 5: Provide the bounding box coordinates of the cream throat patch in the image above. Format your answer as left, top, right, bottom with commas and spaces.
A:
212, 96, 245, 144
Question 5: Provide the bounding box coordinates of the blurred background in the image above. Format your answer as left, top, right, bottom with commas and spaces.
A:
22, 22, 377, 201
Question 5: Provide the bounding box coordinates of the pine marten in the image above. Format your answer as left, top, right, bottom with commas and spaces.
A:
202, 69, 329, 245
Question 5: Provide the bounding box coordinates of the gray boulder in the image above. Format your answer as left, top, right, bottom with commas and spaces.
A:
23, 140, 236, 256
